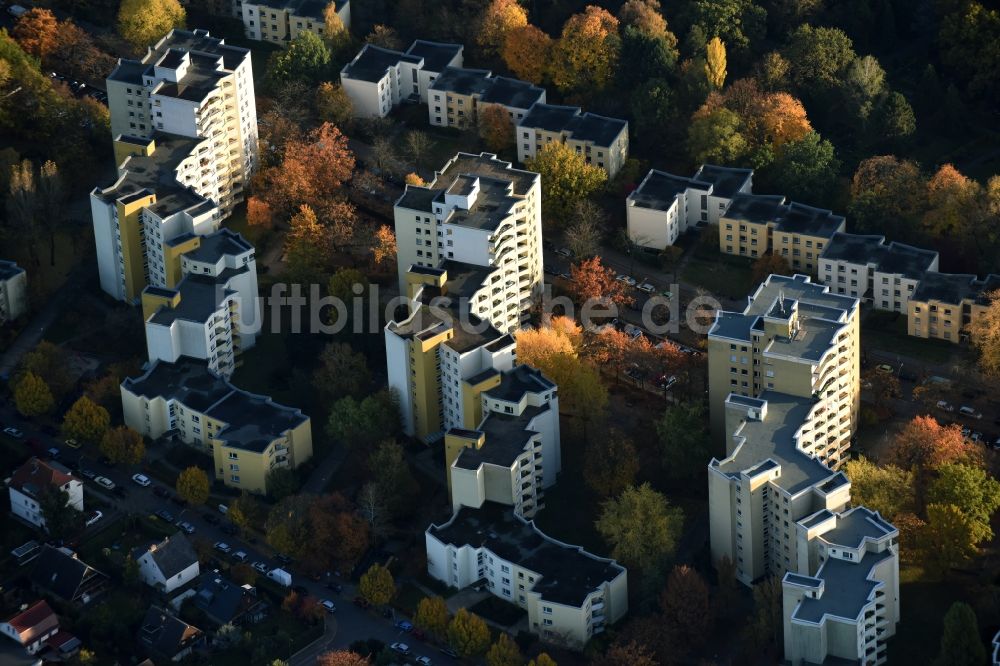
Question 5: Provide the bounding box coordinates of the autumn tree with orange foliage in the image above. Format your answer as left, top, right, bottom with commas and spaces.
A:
618, 0, 668, 36
923, 163, 979, 238
597, 641, 658, 666
889, 415, 981, 505
751, 253, 792, 284
477, 0, 528, 56
568, 256, 634, 309
371, 224, 397, 270
12, 9, 58, 59
585, 327, 632, 381
478, 103, 515, 153
246, 196, 274, 228
515, 316, 580, 368
551, 6, 620, 94
316, 651, 369, 666
502, 25, 552, 84
848, 155, 925, 236
284, 204, 333, 284
660, 565, 712, 655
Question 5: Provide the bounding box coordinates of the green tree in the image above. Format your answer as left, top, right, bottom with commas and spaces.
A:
595, 483, 684, 571
176, 466, 210, 505
486, 633, 523, 666
619, 27, 677, 88
938, 0, 1000, 100
841, 55, 886, 120
656, 403, 711, 482
229, 491, 262, 534
873, 91, 916, 142
783, 25, 856, 97
315, 82, 353, 127
265, 495, 312, 557
687, 107, 749, 164
117, 0, 185, 50
369, 440, 419, 518
14, 371, 54, 416
38, 484, 82, 539
414, 596, 450, 639
325, 391, 400, 448
741, 575, 783, 652
447, 609, 491, 658
359, 563, 395, 607
123, 553, 140, 588
920, 503, 979, 578
62, 396, 110, 445
584, 432, 639, 498
20, 341, 70, 398
313, 341, 370, 403
763, 131, 840, 205
842, 457, 915, 520
325, 267, 370, 328
524, 142, 607, 226
928, 463, 1000, 543
935, 602, 986, 666
99, 426, 145, 466
266, 467, 299, 500
266, 31, 331, 87
681, 0, 766, 55
631, 78, 673, 141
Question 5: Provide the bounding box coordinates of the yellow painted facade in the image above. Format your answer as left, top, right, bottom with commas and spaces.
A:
461, 372, 501, 430
141, 288, 181, 320
164, 236, 202, 288
118, 196, 156, 301
719, 220, 832, 276
410, 328, 450, 439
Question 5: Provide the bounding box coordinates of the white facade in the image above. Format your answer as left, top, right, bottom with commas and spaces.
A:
8, 460, 84, 530
516, 104, 629, 178
0, 260, 28, 325
136, 537, 201, 594
241, 0, 351, 44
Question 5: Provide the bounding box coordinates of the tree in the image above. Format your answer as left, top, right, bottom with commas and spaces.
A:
923, 164, 979, 239
266, 31, 331, 86
502, 25, 552, 84
764, 132, 840, 204
656, 403, 711, 482
486, 633, 523, 666
357, 482, 388, 540
322, 2, 350, 52
568, 256, 633, 309
230, 562, 258, 586
619, 27, 678, 88
551, 6, 621, 94
365, 24, 402, 49
47, 20, 114, 82
848, 155, 925, 236
742, 575, 783, 653
595, 483, 684, 571
316, 651, 369, 666
38, 484, 81, 539
631, 78, 674, 140
20, 341, 70, 399
325, 391, 399, 448
920, 503, 979, 578
247, 197, 274, 229
619, 0, 669, 37
527, 655, 557, 666
705, 37, 726, 89
756, 51, 790, 90
315, 82, 353, 127
935, 602, 986, 666
368, 440, 419, 518
928, 462, 1000, 544
176, 467, 210, 505
266, 467, 299, 500
687, 107, 749, 165
970, 290, 1000, 376
99, 426, 145, 466
12, 9, 58, 59
862, 367, 901, 404
783, 25, 856, 97
524, 142, 607, 225
889, 415, 979, 475
62, 396, 110, 445
414, 596, 450, 640
313, 342, 370, 403
660, 565, 711, 651
563, 203, 604, 259
938, 0, 1000, 100
117, 0, 185, 50
597, 641, 657, 666
123, 554, 140, 588
681, 0, 766, 55
14, 371, 54, 417
842, 55, 886, 120
284, 204, 331, 285
404, 172, 425, 186
228, 492, 262, 534
478, 103, 515, 153
370, 136, 396, 175
584, 432, 639, 498
755, 92, 812, 149
447, 609, 490, 658
478, 0, 528, 55
842, 457, 915, 520
873, 91, 916, 141
751, 253, 791, 284
371, 224, 397, 270
359, 564, 395, 607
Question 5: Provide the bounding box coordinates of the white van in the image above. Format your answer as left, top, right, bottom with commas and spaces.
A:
217, 503, 228, 515
267, 568, 292, 587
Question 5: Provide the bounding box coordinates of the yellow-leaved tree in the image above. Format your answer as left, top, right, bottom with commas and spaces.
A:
100, 426, 145, 466
359, 563, 395, 606
970, 290, 1000, 376
551, 6, 620, 93
478, 0, 528, 56
117, 0, 185, 50
62, 396, 110, 444
705, 36, 727, 89
14, 371, 54, 417
176, 466, 210, 505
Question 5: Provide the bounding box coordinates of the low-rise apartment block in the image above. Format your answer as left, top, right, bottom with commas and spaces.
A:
426, 501, 627, 648
428, 68, 546, 129
819, 232, 939, 312
516, 103, 628, 178
242, 0, 350, 44
392, 152, 544, 332
720, 195, 846, 274
707, 274, 860, 469
446, 365, 560, 519
8, 458, 83, 531
121, 357, 312, 494
626, 165, 753, 249
140, 229, 259, 377
0, 260, 28, 325
340, 41, 463, 117
907, 271, 1000, 343
105, 30, 258, 215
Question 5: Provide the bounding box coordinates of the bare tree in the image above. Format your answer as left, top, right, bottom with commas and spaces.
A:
564, 215, 603, 259
370, 137, 397, 177
357, 482, 388, 541
405, 130, 433, 169
36, 161, 64, 266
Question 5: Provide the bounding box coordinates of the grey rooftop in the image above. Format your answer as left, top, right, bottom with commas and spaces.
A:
821, 233, 938, 280
628, 169, 711, 212
518, 103, 627, 147
790, 549, 893, 623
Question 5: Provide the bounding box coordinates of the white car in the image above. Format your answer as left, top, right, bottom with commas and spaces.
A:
415, 657, 432, 665
959, 406, 983, 419
3, 427, 24, 439
637, 282, 655, 293
321, 599, 337, 614
232, 550, 248, 563
94, 476, 115, 490
131, 473, 151, 487
615, 274, 637, 286
214, 542, 232, 554
253, 561, 269, 574
936, 400, 955, 412
85, 510, 103, 527
390, 643, 411, 656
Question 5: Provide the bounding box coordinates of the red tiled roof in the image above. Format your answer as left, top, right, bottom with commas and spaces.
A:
5, 600, 58, 639
9, 458, 75, 496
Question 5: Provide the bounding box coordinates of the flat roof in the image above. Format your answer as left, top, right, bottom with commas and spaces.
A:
912, 271, 1000, 305
181, 229, 254, 264
818, 507, 897, 549
453, 404, 546, 470
430, 67, 492, 96
693, 164, 753, 198
483, 365, 555, 403
479, 76, 545, 110
723, 193, 787, 225
776, 202, 845, 238
0, 259, 25, 281
404, 40, 463, 73
342, 44, 421, 83
428, 501, 624, 607
628, 169, 711, 211
146, 272, 242, 326
791, 549, 893, 623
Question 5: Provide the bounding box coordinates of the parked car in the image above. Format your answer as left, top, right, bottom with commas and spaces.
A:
131, 473, 151, 487
390, 643, 411, 656
47, 447, 60, 459
959, 406, 983, 419
253, 561, 269, 574
555, 247, 573, 258
79, 468, 97, 480
152, 486, 169, 498
656, 375, 678, 390
415, 657, 432, 665
874, 364, 894, 374
202, 512, 220, 525
176, 521, 196, 535
936, 400, 956, 412
214, 542, 233, 554
275, 553, 293, 566
64, 439, 80, 449
439, 646, 459, 658
3, 427, 24, 438
395, 620, 413, 632
232, 550, 248, 563
269, 568, 293, 587
615, 274, 637, 286
155, 509, 174, 523
321, 600, 337, 614
85, 510, 103, 527
637, 282, 655, 293
94, 476, 115, 490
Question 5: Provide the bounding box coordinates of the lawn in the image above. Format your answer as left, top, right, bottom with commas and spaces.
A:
680, 256, 755, 299
861, 312, 959, 365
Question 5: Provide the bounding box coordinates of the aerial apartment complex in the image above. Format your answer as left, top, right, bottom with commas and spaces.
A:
0, 260, 28, 325
626, 165, 753, 248
94, 30, 259, 303
429, 68, 546, 129
516, 103, 629, 178
426, 502, 627, 649
340, 41, 464, 117
121, 357, 313, 494
241, 0, 350, 44
707, 274, 861, 470
907, 272, 1000, 343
